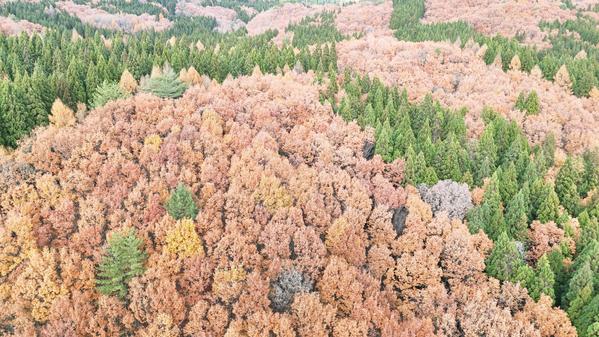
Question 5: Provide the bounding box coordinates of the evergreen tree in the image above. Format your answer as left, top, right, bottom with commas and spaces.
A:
548, 249, 568, 306
375, 119, 394, 162
525, 90, 540, 115
565, 261, 595, 328
499, 163, 518, 203
505, 187, 529, 240
556, 157, 580, 215
140, 64, 188, 99
91, 81, 130, 109
580, 150, 599, 197
537, 185, 560, 224
513, 263, 535, 289
166, 183, 199, 220
529, 254, 556, 302
515, 91, 527, 111
481, 175, 507, 240
96, 228, 147, 299
486, 232, 523, 281
392, 112, 415, 158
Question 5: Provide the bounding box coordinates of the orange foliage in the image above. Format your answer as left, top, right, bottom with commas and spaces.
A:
0, 72, 576, 335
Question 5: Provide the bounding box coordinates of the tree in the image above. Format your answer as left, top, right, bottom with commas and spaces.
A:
529, 254, 555, 302
556, 157, 580, 215
91, 81, 130, 109
515, 91, 527, 111
166, 183, 199, 220
525, 90, 540, 115
375, 119, 394, 162
96, 228, 147, 299
486, 232, 523, 281
165, 219, 204, 259
140, 64, 188, 99
49, 98, 76, 128
505, 187, 529, 240
119, 69, 138, 94
537, 186, 560, 224
499, 163, 518, 203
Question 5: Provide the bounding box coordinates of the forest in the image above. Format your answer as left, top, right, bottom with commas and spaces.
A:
1, 0, 599, 336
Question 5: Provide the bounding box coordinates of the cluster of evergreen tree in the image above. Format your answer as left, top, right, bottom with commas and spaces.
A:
515, 90, 540, 115
286, 11, 347, 47
336, 72, 599, 336
390, 0, 599, 97
0, 17, 335, 147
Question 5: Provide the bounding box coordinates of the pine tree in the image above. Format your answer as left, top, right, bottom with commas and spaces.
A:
565, 261, 594, 326
482, 174, 507, 240
577, 213, 599, 253
513, 263, 535, 289
525, 90, 540, 115
580, 150, 599, 197
556, 157, 580, 215
166, 183, 199, 220
392, 112, 415, 158
548, 249, 568, 306
375, 119, 394, 162
486, 232, 523, 281
91, 81, 130, 109
537, 185, 560, 224
529, 254, 556, 302
499, 163, 518, 203
515, 91, 527, 111
140, 63, 188, 99
96, 228, 147, 299
505, 187, 529, 240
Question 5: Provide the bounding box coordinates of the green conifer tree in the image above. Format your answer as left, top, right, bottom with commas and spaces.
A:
91, 81, 130, 109
537, 185, 560, 223
486, 232, 523, 281
140, 64, 188, 99
166, 183, 199, 220
525, 90, 540, 115
505, 187, 529, 240
96, 228, 147, 299
556, 157, 580, 215
529, 254, 556, 302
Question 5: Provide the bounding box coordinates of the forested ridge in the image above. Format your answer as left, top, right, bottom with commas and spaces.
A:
1, 0, 599, 336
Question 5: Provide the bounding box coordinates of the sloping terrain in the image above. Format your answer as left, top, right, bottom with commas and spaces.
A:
0, 71, 577, 337
175, 0, 244, 33
422, 0, 575, 48
0, 15, 43, 35
55, 0, 172, 32
337, 35, 599, 153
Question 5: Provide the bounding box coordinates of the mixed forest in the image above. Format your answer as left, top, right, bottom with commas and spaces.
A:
1, 0, 599, 336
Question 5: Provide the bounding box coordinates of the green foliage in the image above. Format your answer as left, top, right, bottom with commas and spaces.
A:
96, 228, 147, 299
287, 12, 346, 48
91, 81, 130, 109
140, 64, 188, 99
556, 158, 581, 216
0, 11, 334, 147
166, 183, 199, 220
486, 232, 523, 281
529, 254, 556, 302
525, 90, 540, 115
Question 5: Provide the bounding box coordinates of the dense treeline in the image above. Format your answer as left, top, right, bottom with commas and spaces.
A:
390, 0, 599, 97
0, 14, 336, 147
336, 71, 599, 336
287, 11, 346, 47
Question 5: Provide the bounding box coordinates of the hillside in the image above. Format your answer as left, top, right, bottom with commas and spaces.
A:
1, 0, 599, 336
